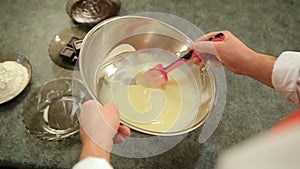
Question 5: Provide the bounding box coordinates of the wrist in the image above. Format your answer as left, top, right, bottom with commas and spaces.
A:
79, 139, 111, 162
238, 50, 259, 76
243, 51, 276, 87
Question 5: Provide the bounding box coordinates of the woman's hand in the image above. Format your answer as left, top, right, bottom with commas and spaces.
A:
193, 30, 276, 87
78, 100, 131, 162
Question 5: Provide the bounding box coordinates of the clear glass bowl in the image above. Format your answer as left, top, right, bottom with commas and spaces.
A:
22, 78, 87, 141
78, 13, 226, 139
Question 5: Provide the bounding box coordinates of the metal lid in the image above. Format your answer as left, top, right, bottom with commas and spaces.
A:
66, 0, 121, 25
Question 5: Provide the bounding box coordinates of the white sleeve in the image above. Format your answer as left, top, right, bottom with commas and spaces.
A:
72, 157, 113, 169
215, 124, 300, 169
272, 51, 300, 107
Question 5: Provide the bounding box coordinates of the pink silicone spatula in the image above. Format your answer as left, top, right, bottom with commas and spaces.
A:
135, 50, 196, 88
135, 33, 225, 88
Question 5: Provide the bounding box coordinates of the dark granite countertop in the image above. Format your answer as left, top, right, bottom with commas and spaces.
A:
0, 0, 299, 169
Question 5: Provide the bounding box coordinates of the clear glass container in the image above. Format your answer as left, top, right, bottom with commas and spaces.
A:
78, 13, 226, 139
22, 78, 87, 141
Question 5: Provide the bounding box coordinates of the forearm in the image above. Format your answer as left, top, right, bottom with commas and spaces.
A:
242, 52, 276, 88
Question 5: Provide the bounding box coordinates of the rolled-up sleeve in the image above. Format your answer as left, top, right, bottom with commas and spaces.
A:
272, 51, 300, 107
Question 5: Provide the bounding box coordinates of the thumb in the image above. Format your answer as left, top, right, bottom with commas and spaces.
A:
98, 102, 120, 130
192, 41, 218, 56
192, 41, 223, 64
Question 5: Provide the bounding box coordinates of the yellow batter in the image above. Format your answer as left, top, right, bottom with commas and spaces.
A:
122, 76, 182, 132
98, 45, 201, 133
99, 67, 201, 133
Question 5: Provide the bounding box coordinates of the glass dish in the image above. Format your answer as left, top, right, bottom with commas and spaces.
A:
22, 78, 87, 141
48, 26, 88, 70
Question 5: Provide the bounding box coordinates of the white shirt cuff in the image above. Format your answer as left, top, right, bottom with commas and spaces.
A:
272, 51, 300, 107
73, 157, 113, 169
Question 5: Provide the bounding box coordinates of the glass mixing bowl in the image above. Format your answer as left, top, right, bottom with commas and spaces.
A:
78, 14, 226, 138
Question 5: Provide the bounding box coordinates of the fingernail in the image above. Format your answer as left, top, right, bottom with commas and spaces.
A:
209, 32, 225, 42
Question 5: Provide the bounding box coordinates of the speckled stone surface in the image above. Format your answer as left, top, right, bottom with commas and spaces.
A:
0, 0, 299, 169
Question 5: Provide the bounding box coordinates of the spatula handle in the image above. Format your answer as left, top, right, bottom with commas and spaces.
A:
164, 50, 196, 73
164, 33, 225, 73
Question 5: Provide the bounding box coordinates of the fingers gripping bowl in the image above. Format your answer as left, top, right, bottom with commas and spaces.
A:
79, 14, 226, 136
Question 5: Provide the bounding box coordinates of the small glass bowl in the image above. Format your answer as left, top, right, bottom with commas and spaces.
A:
22, 78, 87, 141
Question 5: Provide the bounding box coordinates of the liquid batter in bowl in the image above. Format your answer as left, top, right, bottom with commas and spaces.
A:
95, 42, 210, 134
100, 75, 184, 132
